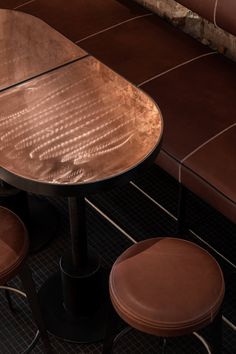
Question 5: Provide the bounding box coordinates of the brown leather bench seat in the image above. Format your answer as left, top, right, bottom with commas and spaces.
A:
2, 0, 235, 223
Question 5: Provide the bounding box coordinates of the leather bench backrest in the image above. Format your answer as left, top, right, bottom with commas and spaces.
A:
178, 0, 236, 36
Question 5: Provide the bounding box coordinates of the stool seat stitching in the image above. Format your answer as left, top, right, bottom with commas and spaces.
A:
110, 238, 225, 330
110, 277, 224, 329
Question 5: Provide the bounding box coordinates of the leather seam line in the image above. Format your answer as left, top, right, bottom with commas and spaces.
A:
112, 300, 224, 329
13, 0, 36, 9
159, 146, 236, 206
180, 163, 236, 205
213, 0, 219, 28
158, 148, 180, 164
179, 122, 236, 182
138, 51, 217, 87
75, 13, 153, 44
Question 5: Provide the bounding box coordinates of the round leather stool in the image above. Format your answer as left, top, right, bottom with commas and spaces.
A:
0, 206, 52, 353
103, 238, 225, 354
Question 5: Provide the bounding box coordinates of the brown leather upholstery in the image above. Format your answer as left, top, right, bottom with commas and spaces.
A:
110, 238, 225, 337
0, 207, 29, 285
179, 0, 236, 37
143, 54, 236, 223
79, 14, 211, 85
13, 0, 148, 42
0, 0, 25, 8
216, 0, 236, 37
181, 126, 236, 223
178, 0, 215, 23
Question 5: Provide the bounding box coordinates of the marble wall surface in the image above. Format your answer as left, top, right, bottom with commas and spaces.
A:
134, 0, 236, 61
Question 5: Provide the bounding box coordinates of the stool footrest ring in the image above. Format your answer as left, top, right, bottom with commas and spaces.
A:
0, 285, 40, 353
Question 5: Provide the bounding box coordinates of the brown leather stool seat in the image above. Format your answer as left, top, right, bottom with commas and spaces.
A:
0, 206, 28, 285
0, 206, 52, 353
105, 237, 224, 353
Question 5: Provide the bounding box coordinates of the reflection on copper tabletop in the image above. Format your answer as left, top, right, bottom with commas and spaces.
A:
0, 9, 86, 91
0, 57, 162, 185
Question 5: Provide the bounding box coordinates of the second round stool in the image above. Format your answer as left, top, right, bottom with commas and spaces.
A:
103, 237, 225, 353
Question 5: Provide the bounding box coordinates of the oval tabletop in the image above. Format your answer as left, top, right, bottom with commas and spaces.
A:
0, 56, 163, 195
0, 9, 86, 91
0, 10, 163, 196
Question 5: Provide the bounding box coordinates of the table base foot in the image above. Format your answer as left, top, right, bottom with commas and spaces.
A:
39, 272, 109, 343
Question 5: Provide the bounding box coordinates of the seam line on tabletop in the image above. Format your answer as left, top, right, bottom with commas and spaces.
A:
0, 54, 90, 95
75, 13, 153, 43
138, 52, 217, 87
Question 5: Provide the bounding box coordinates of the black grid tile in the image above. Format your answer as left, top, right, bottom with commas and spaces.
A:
114, 329, 208, 354
133, 165, 179, 217
185, 232, 236, 327
0, 165, 235, 353
186, 191, 236, 266
89, 183, 176, 242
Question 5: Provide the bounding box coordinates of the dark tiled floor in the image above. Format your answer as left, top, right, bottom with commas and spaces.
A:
0, 1, 235, 353
0, 165, 235, 353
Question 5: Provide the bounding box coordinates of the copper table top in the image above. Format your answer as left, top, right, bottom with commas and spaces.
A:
0, 10, 163, 195
0, 9, 86, 91
0, 57, 162, 194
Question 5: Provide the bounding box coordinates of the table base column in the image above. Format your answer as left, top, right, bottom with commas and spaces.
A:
38, 262, 109, 343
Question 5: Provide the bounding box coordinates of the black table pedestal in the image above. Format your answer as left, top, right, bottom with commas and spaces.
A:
39, 271, 108, 342
39, 196, 109, 343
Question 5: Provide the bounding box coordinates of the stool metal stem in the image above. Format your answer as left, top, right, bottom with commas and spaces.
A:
0, 283, 47, 353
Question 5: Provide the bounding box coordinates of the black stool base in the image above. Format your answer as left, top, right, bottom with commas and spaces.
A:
39, 272, 109, 343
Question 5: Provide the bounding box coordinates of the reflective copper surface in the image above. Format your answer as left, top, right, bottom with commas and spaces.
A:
0, 9, 86, 90
0, 57, 162, 186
